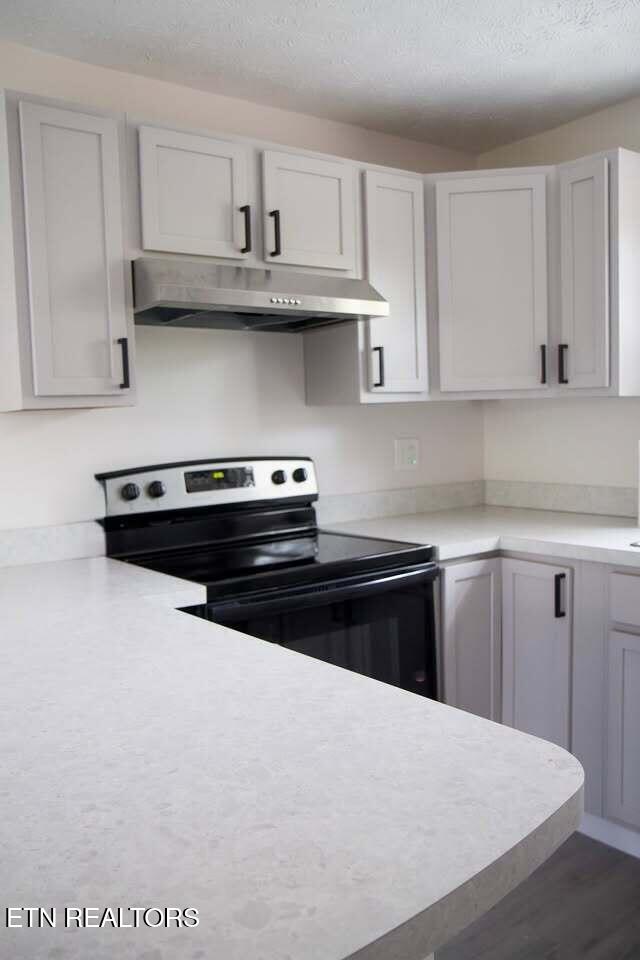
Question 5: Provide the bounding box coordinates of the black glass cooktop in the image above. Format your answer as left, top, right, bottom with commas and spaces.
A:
127, 530, 435, 599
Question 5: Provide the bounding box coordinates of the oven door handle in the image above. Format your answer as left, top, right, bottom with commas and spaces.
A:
208, 565, 437, 619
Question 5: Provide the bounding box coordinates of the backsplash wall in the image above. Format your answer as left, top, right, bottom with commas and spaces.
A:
0, 327, 484, 530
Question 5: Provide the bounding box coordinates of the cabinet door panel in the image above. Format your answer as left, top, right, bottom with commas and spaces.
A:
437, 174, 548, 392
139, 126, 249, 258
364, 171, 427, 393
502, 558, 571, 749
19, 102, 128, 397
560, 156, 609, 388
262, 150, 355, 270
442, 559, 501, 721
605, 630, 640, 829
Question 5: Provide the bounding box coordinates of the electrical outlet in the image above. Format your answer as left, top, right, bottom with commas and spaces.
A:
394, 437, 419, 470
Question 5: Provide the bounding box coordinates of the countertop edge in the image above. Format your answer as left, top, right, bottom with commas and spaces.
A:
347, 778, 584, 960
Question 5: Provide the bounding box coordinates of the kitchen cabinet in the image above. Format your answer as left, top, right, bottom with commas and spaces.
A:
442, 559, 501, 721
139, 125, 251, 258
304, 167, 429, 405
502, 558, 572, 749
605, 629, 640, 830
0, 91, 134, 410
559, 155, 610, 388
556, 148, 640, 397
426, 149, 640, 400
262, 150, 356, 270
364, 170, 427, 393
435, 172, 549, 392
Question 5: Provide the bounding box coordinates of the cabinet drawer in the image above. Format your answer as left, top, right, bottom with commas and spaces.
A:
610, 572, 640, 625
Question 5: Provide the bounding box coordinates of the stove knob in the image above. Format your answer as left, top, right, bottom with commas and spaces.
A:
120, 482, 140, 502
147, 480, 166, 499
271, 469, 287, 485
292, 467, 308, 483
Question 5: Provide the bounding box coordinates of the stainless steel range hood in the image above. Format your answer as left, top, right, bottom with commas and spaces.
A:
132, 258, 389, 332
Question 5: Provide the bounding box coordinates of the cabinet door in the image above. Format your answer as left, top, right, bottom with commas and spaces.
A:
502, 558, 572, 749
605, 630, 640, 829
364, 171, 427, 393
19, 102, 129, 397
559, 156, 610, 388
436, 174, 548, 392
139, 126, 250, 258
442, 559, 501, 721
262, 150, 355, 270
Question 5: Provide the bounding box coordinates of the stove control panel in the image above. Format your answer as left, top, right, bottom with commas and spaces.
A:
97, 458, 318, 517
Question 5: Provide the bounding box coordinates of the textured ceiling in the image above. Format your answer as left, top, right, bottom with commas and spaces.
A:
3, 0, 640, 151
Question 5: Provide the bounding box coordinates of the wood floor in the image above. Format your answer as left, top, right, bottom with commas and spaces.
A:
439, 833, 640, 960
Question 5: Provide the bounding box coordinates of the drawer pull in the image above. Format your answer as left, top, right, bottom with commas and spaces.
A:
554, 572, 566, 618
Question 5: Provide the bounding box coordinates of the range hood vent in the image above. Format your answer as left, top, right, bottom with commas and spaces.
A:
132, 258, 389, 332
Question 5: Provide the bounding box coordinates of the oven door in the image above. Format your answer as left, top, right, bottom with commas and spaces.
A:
185, 564, 438, 698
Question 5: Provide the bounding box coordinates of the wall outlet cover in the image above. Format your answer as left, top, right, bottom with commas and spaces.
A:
395, 437, 420, 469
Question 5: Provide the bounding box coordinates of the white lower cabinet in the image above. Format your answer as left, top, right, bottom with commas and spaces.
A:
442, 559, 501, 721
442, 553, 640, 842
501, 558, 572, 749
605, 630, 640, 830
605, 570, 640, 830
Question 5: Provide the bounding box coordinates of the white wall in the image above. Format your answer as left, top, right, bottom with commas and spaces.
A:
1, 329, 484, 529
0, 42, 482, 530
479, 96, 640, 491
483, 399, 638, 489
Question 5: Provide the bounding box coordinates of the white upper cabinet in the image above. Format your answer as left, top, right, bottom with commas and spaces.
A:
262, 150, 356, 270
502, 558, 572, 750
559, 155, 610, 388
18, 100, 130, 400
435, 173, 549, 392
364, 171, 427, 393
139, 126, 251, 258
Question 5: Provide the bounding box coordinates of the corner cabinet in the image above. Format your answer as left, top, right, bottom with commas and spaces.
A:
435, 173, 549, 392
1, 92, 134, 410
427, 149, 640, 399
502, 558, 572, 749
442, 559, 501, 721
262, 150, 356, 270
139, 125, 251, 259
304, 168, 429, 404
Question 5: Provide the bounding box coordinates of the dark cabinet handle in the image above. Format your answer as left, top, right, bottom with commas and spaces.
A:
373, 346, 385, 387
559, 343, 569, 384
117, 337, 130, 390
240, 204, 252, 253
554, 573, 566, 618
540, 344, 547, 385
269, 209, 282, 257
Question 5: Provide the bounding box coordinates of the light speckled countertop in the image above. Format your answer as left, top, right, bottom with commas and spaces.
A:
1, 554, 583, 960
327, 505, 640, 566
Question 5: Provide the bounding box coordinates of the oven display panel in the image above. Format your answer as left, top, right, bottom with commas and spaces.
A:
185, 467, 255, 493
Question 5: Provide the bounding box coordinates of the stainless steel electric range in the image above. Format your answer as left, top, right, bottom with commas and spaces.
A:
97, 457, 439, 699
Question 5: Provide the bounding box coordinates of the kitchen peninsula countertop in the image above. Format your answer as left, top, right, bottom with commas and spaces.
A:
1, 554, 583, 960
327, 504, 640, 566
